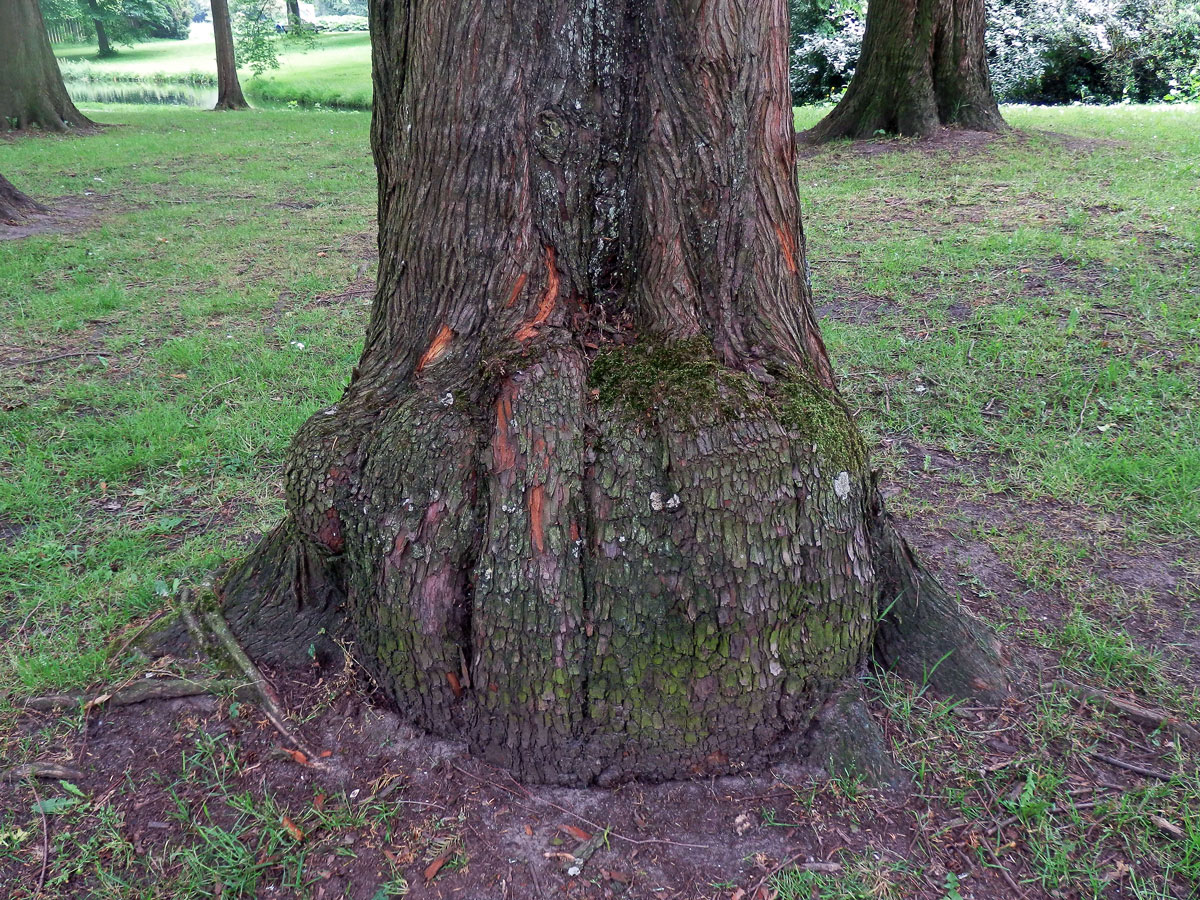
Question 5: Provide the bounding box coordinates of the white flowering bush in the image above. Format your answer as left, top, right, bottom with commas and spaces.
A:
789, 0, 1200, 104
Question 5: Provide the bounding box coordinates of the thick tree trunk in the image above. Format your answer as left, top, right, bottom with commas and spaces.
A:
0, 0, 95, 131
210, 0, 249, 111
218, 0, 1006, 785
86, 0, 114, 57
0, 174, 46, 223
806, 0, 1005, 142
286, 0, 302, 29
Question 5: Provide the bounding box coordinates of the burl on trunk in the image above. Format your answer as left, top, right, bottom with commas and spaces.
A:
214, 0, 1007, 785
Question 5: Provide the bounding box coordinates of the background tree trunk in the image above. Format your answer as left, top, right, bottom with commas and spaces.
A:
0, 0, 95, 131
217, 0, 1005, 785
211, 0, 249, 110
806, 0, 1005, 142
286, 0, 302, 29
85, 0, 115, 57
0, 174, 46, 223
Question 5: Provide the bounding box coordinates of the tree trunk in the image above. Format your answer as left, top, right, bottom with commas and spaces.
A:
286, 0, 302, 29
217, 0, 1006, 785
211, 0, 249, 111
85, 0, 114, 57
0, 0, 95, 131
0, 174, 46, 223
805, 0, 1005, 142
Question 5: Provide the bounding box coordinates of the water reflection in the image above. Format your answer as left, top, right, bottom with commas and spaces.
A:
65, 80, 219, 108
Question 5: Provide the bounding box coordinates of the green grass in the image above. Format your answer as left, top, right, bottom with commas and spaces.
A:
56, 25, 372, 108
1, 106, 373, 692
796, 103, 1200, 535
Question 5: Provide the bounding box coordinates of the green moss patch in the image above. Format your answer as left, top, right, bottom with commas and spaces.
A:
588, 336, 758, 423
774, 375, 868, 470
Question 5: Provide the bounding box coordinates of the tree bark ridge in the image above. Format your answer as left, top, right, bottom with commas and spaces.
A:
215, 0, 1008, 785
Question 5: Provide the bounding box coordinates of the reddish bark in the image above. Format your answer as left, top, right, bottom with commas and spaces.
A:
217, 0, 1007, 784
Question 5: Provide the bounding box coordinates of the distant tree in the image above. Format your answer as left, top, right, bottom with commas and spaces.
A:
2, 0, 95, 131
84, 0, 115, 55
0, 174, 47, 223
285, 0, 300, 28
806, 0, 1006, 140
210, 0, 249, 109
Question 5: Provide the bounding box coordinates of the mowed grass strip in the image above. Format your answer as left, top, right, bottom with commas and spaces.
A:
796, 103, 1200, 537
56, 27, 373, 108
1, 106, 374, 692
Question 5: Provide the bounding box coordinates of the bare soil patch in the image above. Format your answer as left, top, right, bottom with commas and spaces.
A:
0, 195, 103, 241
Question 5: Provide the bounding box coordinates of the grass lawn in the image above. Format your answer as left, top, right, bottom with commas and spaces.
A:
0, 103, 1197, 898
56, 25, 372, 109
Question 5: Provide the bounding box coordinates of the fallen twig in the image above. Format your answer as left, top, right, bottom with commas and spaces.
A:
200, 609, 323, 765
2, 350, 109, 369
28, 778, 49, 897
1057, 679, 1199, 742
1089, 751, 1172, 781
24, 677, 236, 712
1, 762, 84, 783
984, 841, 1027, 899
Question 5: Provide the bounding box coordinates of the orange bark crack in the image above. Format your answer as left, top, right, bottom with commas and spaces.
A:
514, 247, 558, 342
416, 323, 455, 373
775, 224, 798, 275
529, 484, 545, 554
493, 381, 516, 471
504, 272, 528, 308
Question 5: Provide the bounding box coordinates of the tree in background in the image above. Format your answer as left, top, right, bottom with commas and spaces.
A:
85, 0, 115, 55
39, 0, 192, 54
787, 0, 1200, 107
2, 0, 95, 131
201, 0, 1007, 785
210, 0, 248, 109
805, 0, 1006, 140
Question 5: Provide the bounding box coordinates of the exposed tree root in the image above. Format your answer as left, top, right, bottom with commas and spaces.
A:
870, 488, 1011, 705
802, 680, 908, 789
194, 600, 324, 764
23, 677, 234, 712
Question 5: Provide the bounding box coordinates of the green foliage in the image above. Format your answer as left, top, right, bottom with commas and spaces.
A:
41, 0, 193, 49
787, 0, 1200, 105
314, 0, 365, 13
230, 0, 281, 76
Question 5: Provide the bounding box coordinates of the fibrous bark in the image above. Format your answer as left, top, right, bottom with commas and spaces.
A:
806, 0, 1006, 142
210, 0, 249, 111
217, 0, 1007, 785
0, 174, 46, 223
0, 0, 95, 131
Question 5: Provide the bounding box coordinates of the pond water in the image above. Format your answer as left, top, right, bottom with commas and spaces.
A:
65, 80, 218, 108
